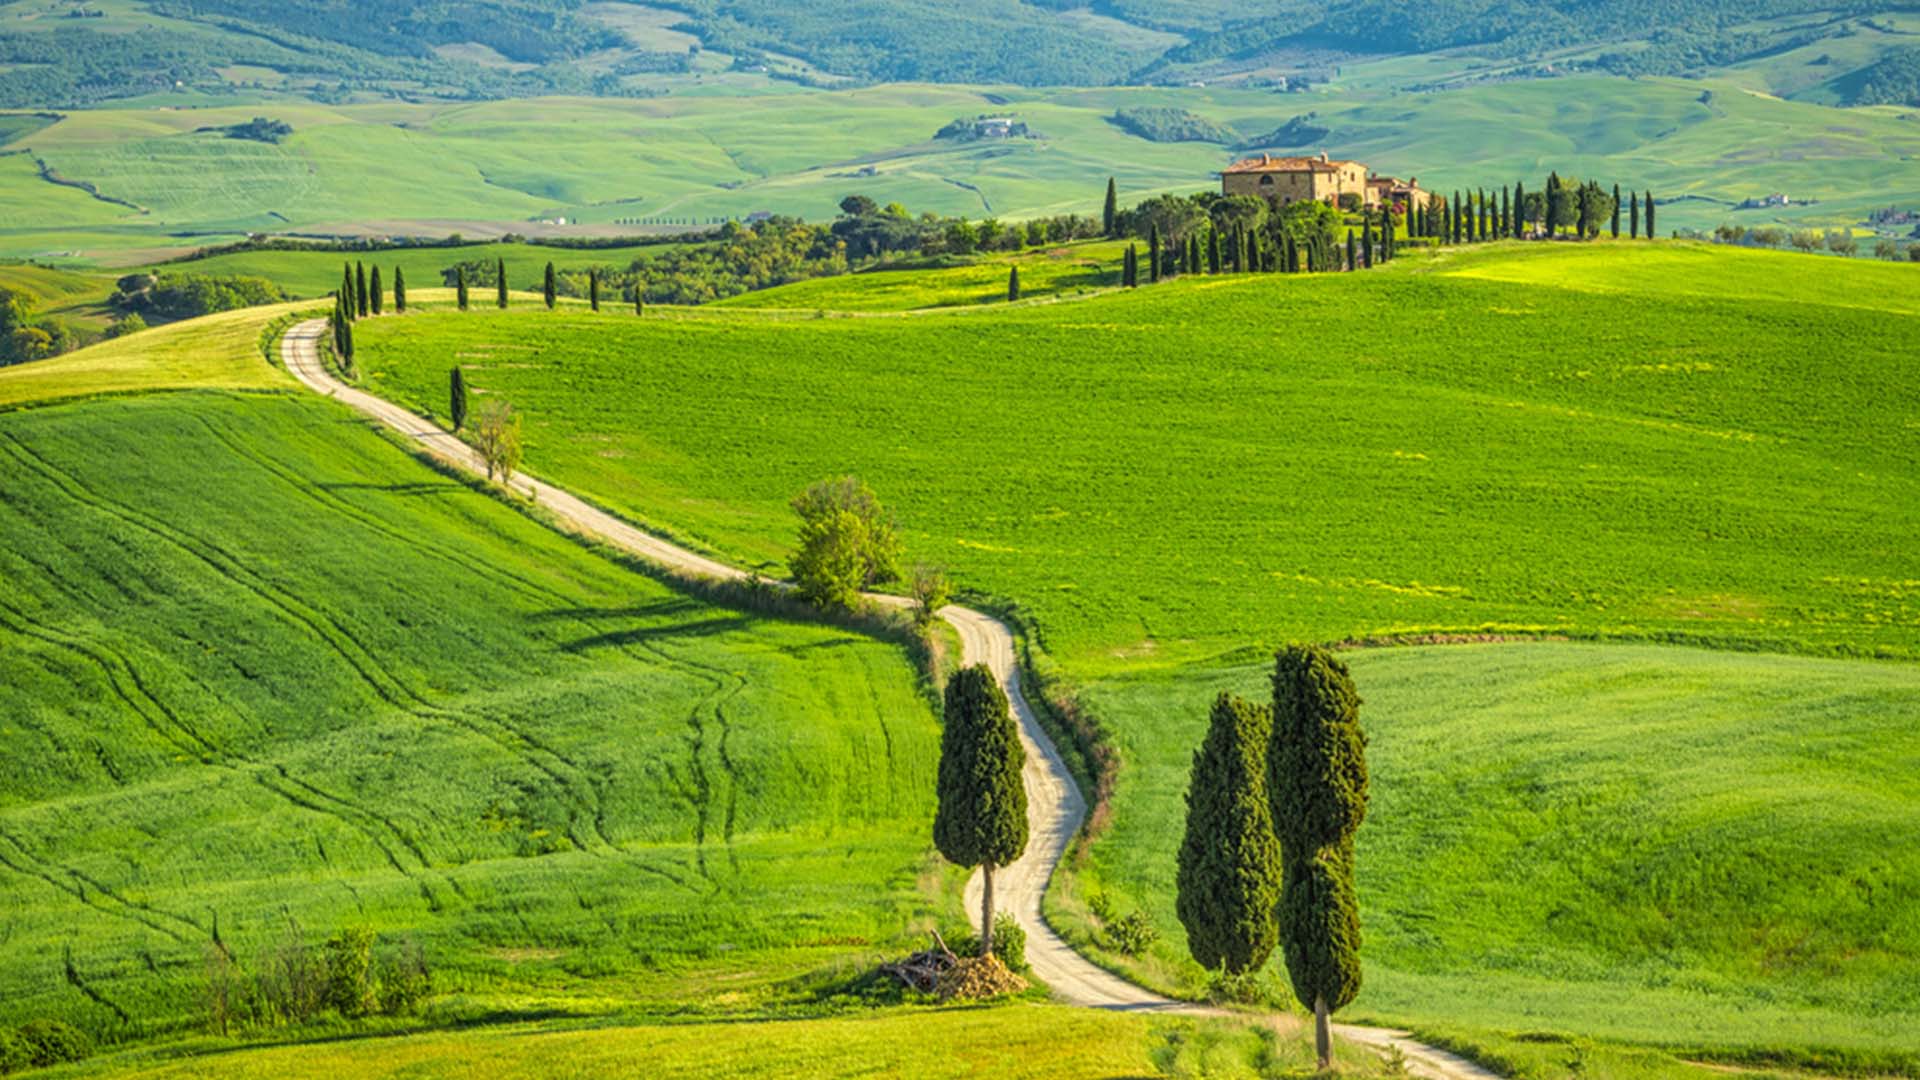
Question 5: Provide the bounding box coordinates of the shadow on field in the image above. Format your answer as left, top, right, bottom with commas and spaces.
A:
561, 616, 752, 652
317, 480, 464, 497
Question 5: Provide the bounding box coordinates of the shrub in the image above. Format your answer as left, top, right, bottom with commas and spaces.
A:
0, 1027, 32, 1074
16, 1019, 91, 1068
1105, 910, 1159, 956
789, 476, 902, 608
325, 927, 380, 1018
910, 562, 951, 630
378, 937, 431, 1015
952, 913, 1027, 972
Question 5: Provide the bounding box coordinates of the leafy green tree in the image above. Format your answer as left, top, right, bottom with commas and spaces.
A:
1007, 266, 1020, 302
473, 399, 522, 484
450, 367, 468, 432
394, 266, 407, 312
543, 262, 557, 309
355, 262, 368, 317
1612, 184, 1623, 238
1269, 644, 1370, 1069
496, 259, 508, 309
1103, 176, 1118, 237
455, 266, 469, 310
934, 664, 1029, 958
789, 475, 902, 608
1177, 692, 1283, 976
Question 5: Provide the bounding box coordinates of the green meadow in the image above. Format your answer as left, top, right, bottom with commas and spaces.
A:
343, 239, 1920, 1070
7, 71, 1919, 263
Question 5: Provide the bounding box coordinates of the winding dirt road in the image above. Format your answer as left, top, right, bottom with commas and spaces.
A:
281, 320, 1496, 1080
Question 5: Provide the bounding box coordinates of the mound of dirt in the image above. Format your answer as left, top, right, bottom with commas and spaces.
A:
936, 954, 1028, 1001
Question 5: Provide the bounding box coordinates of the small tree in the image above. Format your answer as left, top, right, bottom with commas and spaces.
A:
543, 262, 557, 309
1176, 692, 1283, 977
1874, 237, 1899, 261
635, 287, 645, 316
1270, 644, 1370, 1070
456, 266, 469, 310
589, 270, 600, 311
394, 266, 408, 312
369, 265, 384, 315
472, 399, 522, 484
911, 562, 952, 630
449, 367, 468, 432
1007, 266, 1020, 302
355, 262, 369, 317
789, 476, 902, 608
934, 664, 1029, 957
496, 259, 508, 308
1103, 176, 1119, 237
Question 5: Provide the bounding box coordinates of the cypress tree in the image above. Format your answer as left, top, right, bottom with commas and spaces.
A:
355, 262, 368, 317
1007, 266, 1020, 302
543, 262, 557, 309
1270, 644, 1370, 1070
1103, 177, 1119, 238
449, 367, 468, 432
635, 287, 645, 316
394, 267, 407, 313
1453, 193, 1464, 244
1645, 191, 1656, 238
1362, 222, 1373, 268
1381, 206, 1393, 262
1208, 228, 1222, 274
1149, 224, 1162, 283
1547, 171, 1563, 238
1346, 229, 1357, 272
339, 315, 354, 369
1577, 186, 1591, 240
1122, 244, 1136, 287
456, 267, 469, 310
933, 665, 1029, 957
1630, 191, 1640, 238
341, 265, 357, 321
1611, 184, 1622, 238
369, 266, 383, 316
1245, 230, 1258, 273
1189, 234, 1202, 275
331, 295, 346, 355
1177, 692, 1284, 976
1285, 235, 1299, 273
589, 270, 600, 311
497, 259, 508, 309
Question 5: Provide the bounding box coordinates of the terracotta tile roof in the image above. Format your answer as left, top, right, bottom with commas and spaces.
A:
1222, 152, 1361, 174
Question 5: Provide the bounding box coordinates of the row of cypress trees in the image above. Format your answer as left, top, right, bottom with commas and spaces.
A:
1119, 203, 1402, 289
447, 259, 636, 315
1420, 177, 1657, 244
1175, 644, 1370, 1069
336, 261, 408, 323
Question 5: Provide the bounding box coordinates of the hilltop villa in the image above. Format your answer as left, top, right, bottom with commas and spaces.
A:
1221, 151, 1426, 210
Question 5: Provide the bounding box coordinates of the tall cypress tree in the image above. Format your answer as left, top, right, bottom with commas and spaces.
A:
456, 267, 469, 310
1177, 692, 1284, 976
1611, 184, 1622, 238
1149, 224, 1162, 283
1645, 191, 1656, 238
1208, 228, 1222, 274
1346, 229, 1357, 272
496, 259, 508, 309
1380, 206, 1393, 262
341, 265, 357, 321
1245, 230, 1258, 273
339, 315, 354, 369
1189, 234, 1202, 275
1362, 222, 1373, 268
1547, 171, 1564, 238
355, 262, 368, 317
1514, 180, 1527, 238
394, 267, 408, 313
933, 665, 1029, 957
1007, 266, 1020, 302
543, 262, 557, 309
449, 367, 468, 432
369, 266, 384, 316
635, 286, 645, 316
589, 270, 600, 311
1270, 645, 1370, 1070
1577, 186, 1591, 240
1103, 177, 1119, 238
1123, 243, 1137, 287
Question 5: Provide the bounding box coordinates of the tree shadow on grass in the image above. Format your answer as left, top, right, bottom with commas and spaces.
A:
561, 616, 753, 653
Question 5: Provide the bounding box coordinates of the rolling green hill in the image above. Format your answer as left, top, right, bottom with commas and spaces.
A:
343, 239, 1920, 1070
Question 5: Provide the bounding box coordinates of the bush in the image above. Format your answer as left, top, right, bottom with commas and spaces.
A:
15, 1019, 91, 1068
110, 272, 286, 320
0, 1027, 32, 1074
1104, 910, 1159, 957
378, 937, 431, 1015
952, 913, 1027, 972
324, 927, 379, 1018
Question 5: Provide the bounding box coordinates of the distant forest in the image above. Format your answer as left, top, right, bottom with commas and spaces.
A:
0, 0, 1910, 106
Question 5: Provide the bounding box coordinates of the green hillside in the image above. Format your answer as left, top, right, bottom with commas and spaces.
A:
354, 242, 1920, 672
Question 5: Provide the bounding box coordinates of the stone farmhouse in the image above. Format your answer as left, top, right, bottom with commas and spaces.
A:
1221, 151, 1426, 210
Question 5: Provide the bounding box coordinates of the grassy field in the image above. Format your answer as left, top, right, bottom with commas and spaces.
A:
0, 298, 310, 407
6, 73, 1919, 263
342, 239, 1920, 1072
355, 241, 1920, 673
1067, 643, 1920, 1067
715, 241, 1129, 311
149, 242, 689, 299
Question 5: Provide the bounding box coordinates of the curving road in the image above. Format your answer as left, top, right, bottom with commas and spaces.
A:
280, 320, 1496, 1080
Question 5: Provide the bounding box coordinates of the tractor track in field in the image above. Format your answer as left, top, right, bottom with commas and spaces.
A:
279, 320, 1498, 1080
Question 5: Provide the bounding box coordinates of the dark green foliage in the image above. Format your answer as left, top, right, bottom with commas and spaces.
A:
543, 261, 557, 309
1513, 181, 1526, 237
1104, 910, 1159, 956
1208, 228, 1222, 274
1104, 177, 1119, 237
1844, 45, 1920, 107
450, 367, 468, 432
355, 262, 368, 317
341, 264, 356, 321
1110, 106, 1233, 144
1176, 693, 1283, 976
933, 665, 1027, 871
13, 1019, 90, 1069
1244, 229, 1257, 274
1646, 191, 1657, 237
789, 475, 903, 608
1361, 223, 1373, 267
369, 265, 383, 315
394, 266, 407, 312
1612, 184, 1623, 238
636, 287, 645, 315
1007, 266, 1020, 302
1123, 244, 1137, 287
110, 271, 286, 321
1345, 229, 1356, 272
952, 913, 1028, 973
497, 258, 508, 308
455, 266, 468, 310
324, 927, 379, 1018
220, 116, 293, 143
0, 1027, 28, 1073
1149, 224, 1162, 283
1632, 191, 1641, 238
1269, 645, 1368, 1020
589, 269, 600, 311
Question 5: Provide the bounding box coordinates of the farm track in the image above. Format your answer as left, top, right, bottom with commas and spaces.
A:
279, 320, 1498, 1080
